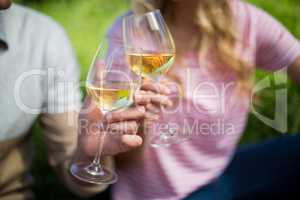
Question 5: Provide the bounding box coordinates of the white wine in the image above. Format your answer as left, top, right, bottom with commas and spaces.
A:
87, 83, 133, 113
127, 53, 175, 80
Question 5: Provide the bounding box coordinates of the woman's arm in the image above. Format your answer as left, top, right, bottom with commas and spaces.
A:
252, 4, 300, 72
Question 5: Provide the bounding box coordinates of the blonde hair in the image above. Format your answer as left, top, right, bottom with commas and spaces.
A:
132, 0, 253, 96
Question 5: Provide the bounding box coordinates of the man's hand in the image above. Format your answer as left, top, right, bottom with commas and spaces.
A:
78, 97, 146, 157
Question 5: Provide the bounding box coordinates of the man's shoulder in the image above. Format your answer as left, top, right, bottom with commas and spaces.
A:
10, 4, 65, 36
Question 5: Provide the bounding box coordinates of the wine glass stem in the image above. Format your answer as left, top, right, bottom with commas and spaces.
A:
160, 111, 170, 139
92, 136, 103, 165
85, 113, 108, 175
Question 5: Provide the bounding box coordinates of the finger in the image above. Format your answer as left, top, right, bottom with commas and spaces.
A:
134, 90, 151, 105
79, 97, 101, 123
144, 111, 160, 121
105, 106, 145, 123
151, 94, 172, 107
107, 121, 139, 135
140, 81, 171, 95
121, 135, 143, 148
145, 103, 160, 114
135, 90, 172, 107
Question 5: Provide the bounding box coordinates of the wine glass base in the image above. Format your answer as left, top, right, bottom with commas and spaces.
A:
150, 134, 188, 148
70, 163, 117, 184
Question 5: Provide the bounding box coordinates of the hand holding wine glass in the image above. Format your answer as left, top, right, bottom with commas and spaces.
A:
123, 9, 183, 147
135, 80, 173, 113
78, 97, 146, 156
70, 40, 141, 184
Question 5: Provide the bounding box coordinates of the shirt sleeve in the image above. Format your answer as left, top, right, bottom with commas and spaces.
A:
106, 13, 137, 74
106, 15, 123, 43
43, 21, 82, 114
106, 12, 132, 50
254, 7, 300, 71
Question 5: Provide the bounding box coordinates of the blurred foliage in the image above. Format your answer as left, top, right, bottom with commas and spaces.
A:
12, 0, 300, 199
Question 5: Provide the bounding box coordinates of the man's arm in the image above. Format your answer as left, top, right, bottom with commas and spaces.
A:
40, 112, 113, 198
39, 18, 112, 197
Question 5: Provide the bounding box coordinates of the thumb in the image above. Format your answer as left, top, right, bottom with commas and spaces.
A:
121, 134, 143, 148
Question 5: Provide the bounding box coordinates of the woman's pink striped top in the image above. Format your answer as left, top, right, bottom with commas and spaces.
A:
106, 1, 300, 199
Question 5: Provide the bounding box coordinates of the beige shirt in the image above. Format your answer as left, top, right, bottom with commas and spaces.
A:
0, 4, 111, 199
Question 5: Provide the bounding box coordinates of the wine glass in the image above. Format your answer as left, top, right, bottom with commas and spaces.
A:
123, 9, 182, 147
70, 39, 139, 184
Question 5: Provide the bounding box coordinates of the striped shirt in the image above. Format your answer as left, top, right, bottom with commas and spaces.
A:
106, 1, 300, 199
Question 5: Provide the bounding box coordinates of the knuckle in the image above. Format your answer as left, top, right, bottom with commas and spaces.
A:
106, 112, 116, 122
125, 121, 137, 134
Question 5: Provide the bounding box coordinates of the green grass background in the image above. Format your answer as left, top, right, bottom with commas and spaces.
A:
13, 0, 300, 199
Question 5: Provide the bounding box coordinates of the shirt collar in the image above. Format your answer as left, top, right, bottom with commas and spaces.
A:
0, 9, 9, 50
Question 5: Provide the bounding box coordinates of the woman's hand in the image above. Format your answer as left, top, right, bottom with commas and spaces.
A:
135, 80, 173, 118
77, 97, 146, 157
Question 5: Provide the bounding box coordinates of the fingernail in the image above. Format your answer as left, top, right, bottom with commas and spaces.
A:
137, 106, 145, 113
167, 100, 173, 107
104, 113, 112, 121
163, 97, 172, 107
165, 87, 171, 94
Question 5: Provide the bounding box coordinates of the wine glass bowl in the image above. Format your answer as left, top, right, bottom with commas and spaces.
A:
123, 9, 175, 81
